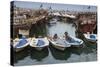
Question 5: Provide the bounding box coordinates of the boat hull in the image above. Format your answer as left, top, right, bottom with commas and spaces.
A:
33, 46, 48, 51
52, 44, 66, 51
86, 39, 97, 43
14, 48, 24, 52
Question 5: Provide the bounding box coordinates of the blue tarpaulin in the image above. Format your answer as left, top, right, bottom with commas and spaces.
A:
90, 35, 95, 39
15, 38, 28, 47
37, 40, 45, 46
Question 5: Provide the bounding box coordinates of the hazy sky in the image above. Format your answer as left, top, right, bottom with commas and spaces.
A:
13, 1, 97, 12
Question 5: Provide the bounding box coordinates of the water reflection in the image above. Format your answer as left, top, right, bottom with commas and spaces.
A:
69, 44, 96, 55
68, 47, 83, 55
30, 47, 49, 61
49, 45, 71, 60
14, 47, 29, 63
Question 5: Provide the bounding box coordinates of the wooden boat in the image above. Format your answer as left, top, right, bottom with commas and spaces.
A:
48, 38, 71, 51
30, 37, 49, 51
13, 37, 30, 52
83, 34, 97, 43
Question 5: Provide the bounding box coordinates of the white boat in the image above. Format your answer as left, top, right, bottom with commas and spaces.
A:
48, 19, 57, 24
48, 35, 83, 51
13, 37, 30, 52
48, 38, 71, 51
30, 37, 49, 51
63, 35, 83, 47
84, 34, 97, 43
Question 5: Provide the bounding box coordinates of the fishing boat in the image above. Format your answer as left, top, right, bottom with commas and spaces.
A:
83, 33, 97, 43
30, 37, 49, 51
48, 37, 71, 51
13, 36, 30, 52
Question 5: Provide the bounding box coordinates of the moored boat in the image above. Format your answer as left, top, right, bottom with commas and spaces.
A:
48, 18, 57, 24
48, 34, 83, 51
13, 36, 30, 52
30, 37, 49, 51
64, 35, 83, 47
63, 32, 83, 47
48, 37, 71, 51
84, 33, 97, 43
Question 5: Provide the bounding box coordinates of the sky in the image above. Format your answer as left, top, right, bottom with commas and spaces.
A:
13, 1, 97, 12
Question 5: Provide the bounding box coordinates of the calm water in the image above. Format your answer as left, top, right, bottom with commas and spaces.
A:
14, 19, 97, 66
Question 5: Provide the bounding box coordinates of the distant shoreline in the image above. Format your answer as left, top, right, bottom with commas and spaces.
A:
12, 1, 97, 12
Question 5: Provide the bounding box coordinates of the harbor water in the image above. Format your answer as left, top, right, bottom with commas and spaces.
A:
14, 18, 97, 66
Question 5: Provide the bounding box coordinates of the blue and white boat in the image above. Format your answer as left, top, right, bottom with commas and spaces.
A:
63, 35, 83, 47
13, 36, 30, 52
48, 38, 71, 51
84, 34, 97, 43
48, 18, 57, 24
30, 37, 49, 51
48, 35, 83, 51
